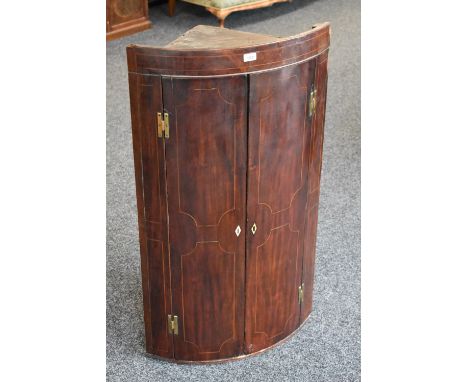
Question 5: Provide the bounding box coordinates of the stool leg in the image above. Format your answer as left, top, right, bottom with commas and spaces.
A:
206, 7, 231, 28
168, 0, 176, 16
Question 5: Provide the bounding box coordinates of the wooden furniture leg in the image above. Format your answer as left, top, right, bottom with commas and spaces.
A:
168, 0, 176, 16
219, 16, 225, 28
206, 7, 232, 28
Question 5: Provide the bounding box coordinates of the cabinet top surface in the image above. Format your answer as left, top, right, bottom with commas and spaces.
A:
127, 23, 330, 76
164, 25, 283, 50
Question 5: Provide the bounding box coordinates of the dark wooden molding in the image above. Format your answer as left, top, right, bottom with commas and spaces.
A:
127, 23, 330, 76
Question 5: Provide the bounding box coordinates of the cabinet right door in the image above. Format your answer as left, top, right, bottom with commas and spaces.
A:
245, 59, 317, 353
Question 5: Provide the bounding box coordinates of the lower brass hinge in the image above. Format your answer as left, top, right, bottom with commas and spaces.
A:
298, 283, 305, 304
167, 314, 178, 335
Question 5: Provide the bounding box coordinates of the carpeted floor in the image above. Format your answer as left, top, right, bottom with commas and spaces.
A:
106, 0, 360, 380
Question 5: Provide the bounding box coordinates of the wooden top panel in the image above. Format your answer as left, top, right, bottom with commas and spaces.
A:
165, 25, 282, 49
127, 23, 330, 76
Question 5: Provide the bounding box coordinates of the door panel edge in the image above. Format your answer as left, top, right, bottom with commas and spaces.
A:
300, 51, 329, 322
128, 72, 174, 358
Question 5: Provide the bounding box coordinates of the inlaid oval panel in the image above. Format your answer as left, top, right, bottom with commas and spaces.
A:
181, 243, 235, 352
258, 75, 308, 213
254, 225, 300, 340
175, 88, 235, 226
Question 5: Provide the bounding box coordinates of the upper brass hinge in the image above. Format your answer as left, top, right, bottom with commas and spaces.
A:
298, 283, 305, 304
167, 314, 178, 335
157, 112, 170, 139
308, 87, 317, 118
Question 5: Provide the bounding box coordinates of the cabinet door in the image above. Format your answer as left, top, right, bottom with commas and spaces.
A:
128, 73, 173, 358
162, 76, 248, 361
244, 60, 316, 353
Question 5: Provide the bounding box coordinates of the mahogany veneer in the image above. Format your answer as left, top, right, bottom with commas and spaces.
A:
126, 24, 330, 363
107, 0, 151, 41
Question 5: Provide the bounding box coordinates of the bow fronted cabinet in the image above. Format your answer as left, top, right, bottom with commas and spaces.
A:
126, 24, 330, 363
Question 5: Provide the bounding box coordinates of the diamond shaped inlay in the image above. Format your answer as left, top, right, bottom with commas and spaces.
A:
251, 223, 257, 235
235, 225, 241, 237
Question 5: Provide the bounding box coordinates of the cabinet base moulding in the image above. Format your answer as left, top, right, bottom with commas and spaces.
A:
146, 312, 313, 364
106, 18, 152, 41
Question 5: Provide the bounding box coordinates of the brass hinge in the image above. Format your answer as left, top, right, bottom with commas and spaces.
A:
167, 314, 178, 335
298, 283, 305, 303
157, 112, 170, 139
308, 87, 317, 118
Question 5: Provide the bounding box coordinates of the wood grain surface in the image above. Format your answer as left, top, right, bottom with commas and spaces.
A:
301, 51, 329, 323
162, 76, 248, 361
244, 59, 317, 353
127, 23, 330, 76
127, 73, 173, 357
106, 0, 151, 41
126, 24, 330, 362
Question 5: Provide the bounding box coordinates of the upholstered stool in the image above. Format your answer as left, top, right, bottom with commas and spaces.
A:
168, 0, 292, 27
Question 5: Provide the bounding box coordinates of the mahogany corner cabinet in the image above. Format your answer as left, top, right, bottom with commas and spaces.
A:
126, 23, 330, 363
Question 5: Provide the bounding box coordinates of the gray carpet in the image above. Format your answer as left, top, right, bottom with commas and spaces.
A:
106, 0, 360, 380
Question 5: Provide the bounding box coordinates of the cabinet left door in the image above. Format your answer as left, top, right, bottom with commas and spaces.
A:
162, 76, 248, 362
128, 73, 174, 358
